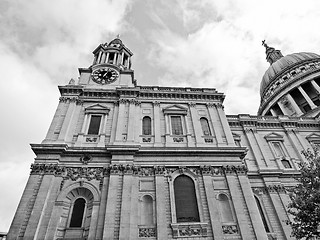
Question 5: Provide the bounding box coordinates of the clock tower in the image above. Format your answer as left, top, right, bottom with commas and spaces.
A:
79, 37, 136, 88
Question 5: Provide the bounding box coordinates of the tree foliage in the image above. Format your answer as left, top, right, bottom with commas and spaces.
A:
287, 146, 320, 239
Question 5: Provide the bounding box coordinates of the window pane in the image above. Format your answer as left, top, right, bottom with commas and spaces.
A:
171, 116, 183, 135
200, 118, 211, 136
174, 175, 200, 222
70, 198, 86, 228
273, 142, 284, 157
281, 160, 292, 168
142, 117, 151, 135
87, 116, 102, 135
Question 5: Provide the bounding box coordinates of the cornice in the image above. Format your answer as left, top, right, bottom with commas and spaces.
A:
227, 114, 319, 129
57, 85, 225, 102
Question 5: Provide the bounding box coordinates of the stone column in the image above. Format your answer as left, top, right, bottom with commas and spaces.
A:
101, 52, 106, 64
243, 128, 267, 168
238, 175, 268, 240
119, 168, 134, 239
226, 174, 254, 240
36, 177, 63, 239
153, 101, 162, 146
270, 108, 277, 116
203, 173, 223, 240
286, 93, 303, 115
95, 176, 110, 239
266, 185, 295, 240
7, 174, 42, 239
24, 174, 56, 239
216, 103, 235, 146
129, 174, 139, 239
284, 128, 305, 160
110, 101, 119, 143
207, 103, 224, 146
189, 102, 204, 145
252, 130, 274, 168
298, 86, 317, 109
88, 202, 100, 240
134, 101, 141, 143
97, 51, 102, 64
311, 79, 320, 93
277, 101, 290, 116
115, 99, 127, 142
127, 99, 136, 142
75, 112, 88, 146
103, 171, 122, 239
155, 168, 168, 239
184, 114, 193, 146
44, 201, 65, 240
164, 114, 170, 144
58, 97, 77, 142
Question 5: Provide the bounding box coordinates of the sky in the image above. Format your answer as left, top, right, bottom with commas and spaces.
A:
1, 0, 320, 232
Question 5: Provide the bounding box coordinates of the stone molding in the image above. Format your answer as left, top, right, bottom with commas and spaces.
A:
222, 224, 239, 234
171, 222, 208, 238
30, 163, 247, 178
252, 185, 288, 195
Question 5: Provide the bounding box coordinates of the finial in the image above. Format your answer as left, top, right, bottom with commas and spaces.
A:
261, 40, 284, 65
116, 34, 120, 39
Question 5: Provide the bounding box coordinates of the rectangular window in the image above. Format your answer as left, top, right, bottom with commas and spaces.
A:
171, 116, 183, 135
87, 115, 102, 135
272, 142, 285, 157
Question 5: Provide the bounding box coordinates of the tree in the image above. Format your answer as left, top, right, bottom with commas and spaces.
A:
287, 146, 320, 239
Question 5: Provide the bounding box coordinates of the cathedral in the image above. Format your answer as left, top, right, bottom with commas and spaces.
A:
7, 37, 320, 240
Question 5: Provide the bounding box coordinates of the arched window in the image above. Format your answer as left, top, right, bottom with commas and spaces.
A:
69, 198, 86, 228
200, 118, 211, 136
254, 196, 270, 233
174, 175, 200, 222
218, 194, 233, 222
141, 195, 154, 225
281, 159, 292, 168
142, 116, 152, 135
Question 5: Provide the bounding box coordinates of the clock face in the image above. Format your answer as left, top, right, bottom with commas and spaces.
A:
91, 68, 119, 84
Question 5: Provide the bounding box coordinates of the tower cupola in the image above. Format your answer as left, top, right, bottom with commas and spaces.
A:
262, 40, 284, 65
92, 36, 133, 70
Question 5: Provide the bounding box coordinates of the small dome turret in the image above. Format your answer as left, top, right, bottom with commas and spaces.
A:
92, 36, 133, 70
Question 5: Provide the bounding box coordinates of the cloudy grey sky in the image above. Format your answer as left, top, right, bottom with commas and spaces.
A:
1, 0, 320, 232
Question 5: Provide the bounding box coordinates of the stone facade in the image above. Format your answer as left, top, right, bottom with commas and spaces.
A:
7, 38, 320, 240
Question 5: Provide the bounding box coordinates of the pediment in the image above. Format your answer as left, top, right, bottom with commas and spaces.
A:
264, 132, 284, 141
85, 104, 110, 114
163, 104, 188, 115
232, 132, 241, 141
306, 133, 320, 142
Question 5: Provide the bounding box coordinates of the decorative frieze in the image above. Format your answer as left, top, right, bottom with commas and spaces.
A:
173, 137, 184, 142
142, 137, 151, 142
171, 222, 208, 238
86, 137, 98, 142
222, 224, 238, 234
30, 163, 247, 179
139, 227, 156, 238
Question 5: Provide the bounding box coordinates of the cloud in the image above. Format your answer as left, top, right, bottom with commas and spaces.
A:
143, 0, 320, 114
0, 0, 132, 231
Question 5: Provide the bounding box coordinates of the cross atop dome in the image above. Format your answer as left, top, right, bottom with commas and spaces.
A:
262, 40, 284, 65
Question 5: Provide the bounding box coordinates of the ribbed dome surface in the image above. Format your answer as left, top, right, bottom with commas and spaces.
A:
260, 52, 320, 96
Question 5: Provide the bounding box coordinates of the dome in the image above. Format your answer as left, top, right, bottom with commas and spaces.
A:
107, 38, 123, 47
260, 52, 320, 97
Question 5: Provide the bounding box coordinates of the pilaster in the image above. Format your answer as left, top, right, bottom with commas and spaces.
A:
189, 102, 205, 146
57, 97, 77, 143
155, 169, 168, 239
24, 174, 56, 239
103, 172, 122, 239
216, 103, 235, 145
203, 174, 223, 240
95, 176, 110, 240
207, 103, 224, 146
127, 99, 137, 142
238, 175, 268, 240
153, 101, 162, 146
115, 99, 127, 142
